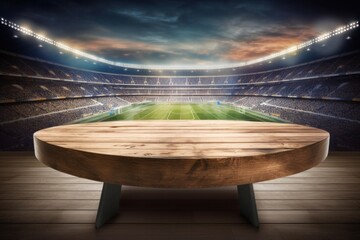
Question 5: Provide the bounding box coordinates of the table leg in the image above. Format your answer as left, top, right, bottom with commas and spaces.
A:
237, 184, 259, 227
95, 183, 122, 228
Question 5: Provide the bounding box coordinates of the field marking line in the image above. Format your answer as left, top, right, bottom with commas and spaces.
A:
161, 104, 175, 120
211, 105, 238, 120
196, 104, 219, 119
149, 104, 171, 120
190, 108, 196, 120
225, 104, 268, 122
186, 104, 199, 120
166, 110, 173, 120
221, 104, 260, 121
121, 104, 152, 120
137, 105, 162, 120
191, 106, 200, 120
116, 104, 149, 120
118, 104, 142, 114
179, 105, 194, 120
179, 105, 183, 120
159, 105, 172, 120
198, 106, 237, 119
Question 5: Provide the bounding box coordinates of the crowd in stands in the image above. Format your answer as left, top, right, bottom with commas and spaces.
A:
1, 50, 359, 86
0, 97, 129, 150
0, 76, 114, 103
1, 49, 360, 103
233, 96, 359, 150
1, 74, 359, 102
238, 75, 360, 100
0, 50, 359, 151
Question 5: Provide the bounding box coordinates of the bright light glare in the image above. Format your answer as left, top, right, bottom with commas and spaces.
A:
0, 17, 358, 70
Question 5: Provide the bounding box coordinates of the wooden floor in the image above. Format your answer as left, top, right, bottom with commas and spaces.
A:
0, 152, 359, 240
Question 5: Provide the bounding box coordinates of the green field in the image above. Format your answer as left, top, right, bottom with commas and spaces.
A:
74, 102, 286, 123
73, 102, 283, 123
103, 103, 259, 121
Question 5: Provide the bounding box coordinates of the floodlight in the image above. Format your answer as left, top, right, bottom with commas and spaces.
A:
0, 16, 358, 70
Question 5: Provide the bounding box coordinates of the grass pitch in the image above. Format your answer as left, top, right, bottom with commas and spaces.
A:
103, 103, 266, 121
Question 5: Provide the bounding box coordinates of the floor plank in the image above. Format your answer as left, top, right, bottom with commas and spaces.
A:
0, 224, 358, 240
1, 183, 358, 191
2, 176, 360, 184
0, 151, 359, 239
1, 190, 359, 200
0, 210, 359, 224
0, 199, 358, 210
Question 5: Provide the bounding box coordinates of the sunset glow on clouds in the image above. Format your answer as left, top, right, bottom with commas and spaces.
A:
1, 0, 357, 65
224, 28, 317, 61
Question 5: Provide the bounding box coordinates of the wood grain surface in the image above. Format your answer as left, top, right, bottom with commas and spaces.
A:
1, 152, 359, 240
34, 120, 329, 188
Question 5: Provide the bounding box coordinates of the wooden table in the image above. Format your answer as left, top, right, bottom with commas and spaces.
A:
34, 120, 329, 228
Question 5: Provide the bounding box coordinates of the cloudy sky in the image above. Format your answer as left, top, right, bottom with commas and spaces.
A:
0, 0, 358, 66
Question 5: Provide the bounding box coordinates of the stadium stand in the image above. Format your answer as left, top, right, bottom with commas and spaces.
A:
0, 25, 359, 151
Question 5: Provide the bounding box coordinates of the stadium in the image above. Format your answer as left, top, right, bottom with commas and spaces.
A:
0, 19, 359, 151
0, 1, 359, 239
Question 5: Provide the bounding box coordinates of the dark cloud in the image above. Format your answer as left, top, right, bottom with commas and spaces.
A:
0, 0, 357, 65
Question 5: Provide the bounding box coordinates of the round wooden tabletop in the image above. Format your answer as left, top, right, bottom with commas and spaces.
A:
34, 120, 329, 188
